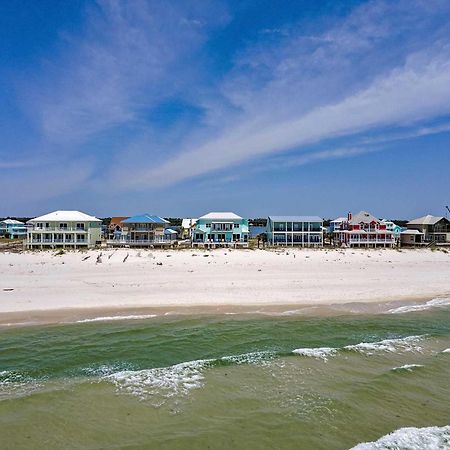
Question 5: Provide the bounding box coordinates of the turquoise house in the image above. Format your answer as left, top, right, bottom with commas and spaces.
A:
192, 212, 249, 247
0, 219, 27, 239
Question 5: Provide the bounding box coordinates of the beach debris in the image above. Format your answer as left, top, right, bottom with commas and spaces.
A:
82, 256, 91, 261
166, 254, 172, 257
203, 254, 209, 257
3, 288, 14, 291
123, 253, 129, 263
156, 262, 163, 266
96, 253, 103, 264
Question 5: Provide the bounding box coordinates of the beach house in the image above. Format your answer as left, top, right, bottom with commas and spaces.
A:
333, 211, 395, 247
400, 229, 424, 246
181, 218, 198, 239
192, 212, 249, 247
108, 214, 172, 246
26, 211, 102, 249
108, 216, 129, 240
406, 215, 450, 243
266, 216, 323, 247
0, 219, 27, 239
381, 219, 402, 236
329, 217, 347, 233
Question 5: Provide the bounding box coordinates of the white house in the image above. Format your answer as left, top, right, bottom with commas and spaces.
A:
27, 211, 102, 249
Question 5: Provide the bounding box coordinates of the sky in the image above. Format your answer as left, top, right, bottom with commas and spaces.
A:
1, 0, 450, 219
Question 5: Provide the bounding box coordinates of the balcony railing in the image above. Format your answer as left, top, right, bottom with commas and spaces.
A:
31, 227, 87, 232
106, 237, 172, 245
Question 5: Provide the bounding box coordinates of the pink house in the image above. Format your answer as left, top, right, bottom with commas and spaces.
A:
333, 211, 395, 248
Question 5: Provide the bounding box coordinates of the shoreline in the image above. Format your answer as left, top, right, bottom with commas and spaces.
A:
1, 247, 449, 327
1, 294, 449, 328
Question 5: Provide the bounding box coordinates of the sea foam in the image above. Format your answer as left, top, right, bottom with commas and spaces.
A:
391, 364, 424, 372
105, 359, 213, 402
75, 314, 157, 323
349, 425, 450, 450
387, 297, 450, 314
292, 347, 337, 360
292, 335, 425, 361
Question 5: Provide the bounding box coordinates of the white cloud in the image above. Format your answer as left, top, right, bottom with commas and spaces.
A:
125, 46, 450, 188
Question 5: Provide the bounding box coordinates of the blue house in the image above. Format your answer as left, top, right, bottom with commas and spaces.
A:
109, 214, 173, 246
0, 219, 27, 239
192, 212, 249, 247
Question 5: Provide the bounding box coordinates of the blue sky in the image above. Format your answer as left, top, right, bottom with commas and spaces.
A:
1, 0, 450, 219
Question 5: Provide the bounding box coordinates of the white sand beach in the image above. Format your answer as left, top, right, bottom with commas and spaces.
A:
0, 248, 449, 323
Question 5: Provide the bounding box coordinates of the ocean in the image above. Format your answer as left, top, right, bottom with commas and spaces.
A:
1, 306, 450, 449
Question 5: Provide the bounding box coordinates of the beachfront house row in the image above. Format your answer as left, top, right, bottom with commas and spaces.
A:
107, 214, 176, 246
406, 215, 450, 243
0, 219, 27, 239
333, 211, 395, 248
26, 211, 102, 249
192, 212, 249, 247
266, 216, 323, 247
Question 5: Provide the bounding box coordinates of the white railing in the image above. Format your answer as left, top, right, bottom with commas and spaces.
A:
106, 238, 172, 245
30, 227, 87, 232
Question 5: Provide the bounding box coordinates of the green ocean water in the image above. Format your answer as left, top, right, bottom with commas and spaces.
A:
1, 309, 450, 449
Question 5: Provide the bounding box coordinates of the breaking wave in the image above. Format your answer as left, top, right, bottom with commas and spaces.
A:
391, 364, 424, 372
387, 297, 450, 314
75, 314, 158, 323
349, 425, 450, 449
292, 347, 337, 360
293, 335, 425, 360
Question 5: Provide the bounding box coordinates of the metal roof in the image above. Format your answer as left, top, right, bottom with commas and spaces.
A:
268, 216, 323, 222
349, 211, 379, 224
199, 212, 243, 220
0, 219, 25, 225
121, 214, 169, 224
401, 229, 424, 235
407, 215, 446, 225
29, 211, 101, 222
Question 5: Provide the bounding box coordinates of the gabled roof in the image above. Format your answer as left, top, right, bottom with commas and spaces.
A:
349, 211, 380, 225
110, 216, 129, 226
331, 217, 347, 223
181, 218, 198, 229
121, 214, 169, 224
164, 228, 178, 234
1, 219, 25, 225
199, 212, 243, 220
401, 229, 424, 235
268, 216, 323, 222
29, 211, 101, 222
407, 215, 446, 225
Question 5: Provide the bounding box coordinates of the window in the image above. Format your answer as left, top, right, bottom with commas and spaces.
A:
206, 223, 211, 228
234, 223, 239, 228
76, 223, 85, 230
60, 223, 68, 230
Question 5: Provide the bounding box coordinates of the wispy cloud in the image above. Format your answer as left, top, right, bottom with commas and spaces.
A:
24, 0, 228, 144
124, 43, 450, 188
